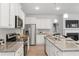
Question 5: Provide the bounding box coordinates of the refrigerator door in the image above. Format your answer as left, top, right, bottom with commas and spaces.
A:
29, 24, 36, 45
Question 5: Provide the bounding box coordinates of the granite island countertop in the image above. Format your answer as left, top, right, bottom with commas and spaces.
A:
0, 41, 23, 52
45, 35, 79, 52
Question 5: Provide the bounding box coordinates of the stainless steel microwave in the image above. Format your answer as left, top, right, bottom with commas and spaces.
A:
15, 16, 23, 28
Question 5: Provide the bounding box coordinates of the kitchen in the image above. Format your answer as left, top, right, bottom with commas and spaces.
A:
0, 3, 79, 56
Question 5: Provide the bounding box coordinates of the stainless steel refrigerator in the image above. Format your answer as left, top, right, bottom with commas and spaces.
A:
23, 24, 36, 45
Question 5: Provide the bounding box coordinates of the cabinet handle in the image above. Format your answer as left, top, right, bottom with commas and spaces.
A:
9, 24, 12, 26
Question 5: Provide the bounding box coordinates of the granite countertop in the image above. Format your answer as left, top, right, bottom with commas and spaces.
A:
45, 35, 79, 52
0, 41, 23, 52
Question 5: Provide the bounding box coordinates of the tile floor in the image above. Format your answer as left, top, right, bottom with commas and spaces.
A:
27, 44, 46, 56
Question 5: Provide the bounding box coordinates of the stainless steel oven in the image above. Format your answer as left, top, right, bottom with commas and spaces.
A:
6, 33, 17, 42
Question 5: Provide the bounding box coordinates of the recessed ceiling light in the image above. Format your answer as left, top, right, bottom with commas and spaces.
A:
35, 6, 40, 10
56, 7, 60, 11
63, 13, 68, 18
54, 19, 58, 23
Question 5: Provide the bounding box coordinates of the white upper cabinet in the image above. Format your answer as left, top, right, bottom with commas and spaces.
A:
25, 17, 52, 29
0, 3, 10, 28
36, 19, 52, 29
18, 4, 25, 29
15, 4, 25, 29
0, 3, 25, 28
14, 4, 19, 16
9, 3, 16, 28
0, 3, 15, 28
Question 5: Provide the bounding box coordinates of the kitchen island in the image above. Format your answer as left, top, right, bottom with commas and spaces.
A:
0, 41, 24, 56
44, 34, 79, 56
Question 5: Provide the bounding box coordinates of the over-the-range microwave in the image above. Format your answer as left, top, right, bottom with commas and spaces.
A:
15, 16, 23, 28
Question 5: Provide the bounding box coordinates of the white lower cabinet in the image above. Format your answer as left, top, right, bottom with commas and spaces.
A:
50, 42, 55, 56
36, 34, 45, 45
46, 39, 50, 55
15, 45, 24, 56
63, 52, 79, 56
55, 47, 63, 56
0, 52, 15, 56
0, 45, 23, 56
45, 39, 63, 56
45, 39, 56, 56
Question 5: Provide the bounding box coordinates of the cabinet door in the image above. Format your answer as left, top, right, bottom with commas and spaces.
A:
50, 42, 55, 56
46, 39, 50, 56
46, 39, 55, 56
9, 3, 15, 28
0, 3, 10, 28
14, 3, 19, 16
20, 9, 25, 29
36, 35, 44, 44
55, 47, 63, 56
15, 45, 24, 56
45, 38, 63, 56
18, 4, 22, 17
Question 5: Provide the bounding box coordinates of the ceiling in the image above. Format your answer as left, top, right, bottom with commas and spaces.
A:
21, 3, 79, 15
